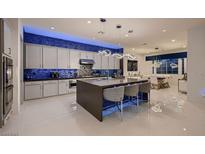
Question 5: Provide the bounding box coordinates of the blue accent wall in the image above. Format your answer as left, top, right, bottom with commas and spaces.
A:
145, 52, 187, 61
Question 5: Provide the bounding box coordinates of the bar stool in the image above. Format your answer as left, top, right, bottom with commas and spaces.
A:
139, 82, 151, 103
124, 84, 140, 110
103, 86, 125, 121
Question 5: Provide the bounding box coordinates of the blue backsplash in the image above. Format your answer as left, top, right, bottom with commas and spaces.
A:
24, 69, 120, 81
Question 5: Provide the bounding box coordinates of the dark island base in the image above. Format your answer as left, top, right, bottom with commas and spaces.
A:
77, 79, 149, 121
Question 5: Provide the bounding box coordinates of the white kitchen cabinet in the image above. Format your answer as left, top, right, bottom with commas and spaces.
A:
86, 52, 94, 59
114, 58, 120, 69
3, 19, 12, 56
58, 80, 69, 95
25, 44, 43, 68
43, 46, 58, 68
58, 48, 69, 69
101, 56, 109, 69
80, 51, 94, 59
69, 49, 80, 69
109, 56, 115, 69
80, 51, 87, 59
24, 81, 43, 100
43, 81, 59, 97
93, 53, 102, 69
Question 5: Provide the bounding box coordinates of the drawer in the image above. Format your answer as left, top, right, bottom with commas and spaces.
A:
43, 80, 58, 84
25, 81, 43, 85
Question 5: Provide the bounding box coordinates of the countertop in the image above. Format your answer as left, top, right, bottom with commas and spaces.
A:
24, 76, 107, 82
78, 78, 149, 88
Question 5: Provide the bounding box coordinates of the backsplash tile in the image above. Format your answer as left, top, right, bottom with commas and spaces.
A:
24, 69, 78, 81
24, 69, 121, 81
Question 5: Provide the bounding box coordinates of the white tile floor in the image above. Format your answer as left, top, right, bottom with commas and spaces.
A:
1, 86, 205, 136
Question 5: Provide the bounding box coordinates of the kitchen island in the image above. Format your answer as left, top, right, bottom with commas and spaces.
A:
77, 78, 149, 121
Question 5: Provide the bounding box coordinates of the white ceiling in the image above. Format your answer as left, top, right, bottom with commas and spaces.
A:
22, 18, 205, 54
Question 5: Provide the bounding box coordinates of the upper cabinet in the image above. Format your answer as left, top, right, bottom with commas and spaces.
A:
43, 46, 58, 68
80, 51, 94, 59
70, 49, 80, 69
80, 51, 87, 59
108, 56, 115, 69
25, 44, 43, 68
58, 48, 69, 69
101, 56, 109, 69
86, 52, 94, 59
114, 58, 120, 69
24, 43, 120, 70
3, 19, 12, 56
93, 53, 101, 69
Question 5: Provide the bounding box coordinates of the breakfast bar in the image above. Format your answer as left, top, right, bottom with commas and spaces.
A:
77, 78, 149, 121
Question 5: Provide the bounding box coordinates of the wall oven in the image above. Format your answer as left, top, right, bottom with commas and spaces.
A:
0, 54, 13, 127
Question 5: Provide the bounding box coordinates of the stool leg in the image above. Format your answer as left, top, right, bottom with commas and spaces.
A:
120, 101, 123, 121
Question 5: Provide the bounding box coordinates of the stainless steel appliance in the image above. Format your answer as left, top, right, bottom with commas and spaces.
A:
78, 59, 94, 77
0, 54, 13, 127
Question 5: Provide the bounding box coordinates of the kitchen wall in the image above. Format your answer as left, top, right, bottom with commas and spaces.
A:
187, 24, 205, 103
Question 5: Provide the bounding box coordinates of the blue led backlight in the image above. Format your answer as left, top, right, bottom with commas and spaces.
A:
23, 25, 122, 49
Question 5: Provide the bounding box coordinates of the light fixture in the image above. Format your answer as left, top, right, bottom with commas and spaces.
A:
171, 39, 176, 42
125, 34, 129, 37
98, 49, 111, 57
132, 48, 135, 51
87, 20, 92, 24
170, 63, 178, 69
50, 26, 55, 30
162, 29, 167, 32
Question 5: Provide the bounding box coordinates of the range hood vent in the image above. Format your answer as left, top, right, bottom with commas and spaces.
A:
79, 59, 95, 65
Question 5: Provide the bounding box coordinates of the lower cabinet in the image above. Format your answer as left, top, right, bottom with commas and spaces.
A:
24, 81, 43, 100
43, 81, 59, 97
59, 80, 69, 95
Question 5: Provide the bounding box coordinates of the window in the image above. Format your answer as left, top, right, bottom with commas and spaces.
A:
156, 59, 178, 74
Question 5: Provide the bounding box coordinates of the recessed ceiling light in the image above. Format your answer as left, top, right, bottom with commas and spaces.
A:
125, 34, 129, 37
50, 26, 55, 30
132, 48, 135, 50
171, 39, 176, 42
87, 20, 92, 24
183, 128, 187, 131
162, 29, 167, 32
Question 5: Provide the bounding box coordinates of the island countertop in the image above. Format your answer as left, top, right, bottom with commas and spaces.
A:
77, 78, 149, 121
80, 78, 149, 88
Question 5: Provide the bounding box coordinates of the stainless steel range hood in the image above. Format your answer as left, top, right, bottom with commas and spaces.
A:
79, 59, 95, 65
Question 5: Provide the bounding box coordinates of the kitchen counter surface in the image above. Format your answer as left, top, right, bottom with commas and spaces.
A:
80, 78, 149, 88
24, 76, 107, 82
